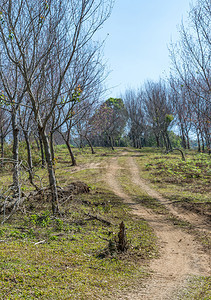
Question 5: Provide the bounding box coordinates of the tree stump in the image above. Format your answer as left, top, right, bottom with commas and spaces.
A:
117, 221, 128, 252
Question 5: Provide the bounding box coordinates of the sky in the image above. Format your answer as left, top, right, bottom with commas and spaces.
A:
95, 0, 192, 98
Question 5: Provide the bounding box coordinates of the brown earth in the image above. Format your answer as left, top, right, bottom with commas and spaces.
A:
105, 154, 210, 300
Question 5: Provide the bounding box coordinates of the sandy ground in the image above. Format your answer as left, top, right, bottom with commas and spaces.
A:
105, 154, 210, 300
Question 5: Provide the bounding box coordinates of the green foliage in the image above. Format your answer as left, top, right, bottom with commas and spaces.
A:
0, 91, 7, 106
165, 114, 174, 125
105, 97, 125, 110
29, 211, 51, 227
168, 131, 182, 148
54, 218, 64, 231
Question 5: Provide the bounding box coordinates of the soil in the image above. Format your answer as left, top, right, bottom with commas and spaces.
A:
105, 153, 210, 300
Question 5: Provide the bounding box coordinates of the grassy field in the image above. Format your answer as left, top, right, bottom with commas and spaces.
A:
0, 145, 210, 299
135, 148, 211, 214
0, 146, 158, 299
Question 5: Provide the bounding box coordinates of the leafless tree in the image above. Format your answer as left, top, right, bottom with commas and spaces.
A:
169, 77, 193, 149
0, 0, 114, 214
169, 0, 211, 121
143, 80, 174, 150
123, 89, 145, 148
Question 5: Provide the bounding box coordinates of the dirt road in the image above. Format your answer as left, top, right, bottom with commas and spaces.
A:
105, 154, 210, 300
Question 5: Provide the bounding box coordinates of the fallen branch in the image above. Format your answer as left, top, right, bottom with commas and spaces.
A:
34, 240, 46, 245
166, 148, 186, 161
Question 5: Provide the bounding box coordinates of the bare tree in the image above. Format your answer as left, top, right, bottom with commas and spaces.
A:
169, 0, 211, 121
169, 77, 193, 149
0, 0, 114, 214
123, 89, 145, 148
143, 80, 174, 150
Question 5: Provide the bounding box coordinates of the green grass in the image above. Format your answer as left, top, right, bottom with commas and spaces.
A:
177, 276, 211, 300
0, 190, 157, 299
0, 146, 158, 299
134, 148, 211, 215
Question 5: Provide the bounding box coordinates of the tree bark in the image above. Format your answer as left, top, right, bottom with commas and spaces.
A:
0, 129, 4, 168
65, 140, 77, 166
39, 126, 59, 214
34, 134, 40, 150
108, 135, 114, 150
50, 132, 55, 163
181, 125, 186, 149
197, 130, 201, 152
39, 132, 45, 168
11, 111, 20, 197
155, 134, 160, 148
201, 136, 205, 153
85, 136, 95, 154
162, 132, 168, 151
166, 132, 172, 151
23, 130, 34, 185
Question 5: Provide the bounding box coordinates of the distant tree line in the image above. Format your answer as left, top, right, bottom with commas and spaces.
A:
84, 0, 210, 152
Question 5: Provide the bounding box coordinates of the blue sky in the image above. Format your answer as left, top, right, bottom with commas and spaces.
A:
96, 0, 192, 98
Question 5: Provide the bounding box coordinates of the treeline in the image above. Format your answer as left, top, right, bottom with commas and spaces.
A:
84, 0, 210, 152
124, 0, 210, 151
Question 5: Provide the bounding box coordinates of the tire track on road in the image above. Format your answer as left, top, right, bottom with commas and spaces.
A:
105, 155, 210, 300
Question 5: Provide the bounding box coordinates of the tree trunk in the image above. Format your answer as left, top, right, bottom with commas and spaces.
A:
185, 128, 190, 149
155, 134, 160, 148
34, 134, 40, 150
39, 126, 59, 214
166, 132, 172, 151
23, 130, 34, 185
162, 132, 168, 151
11, 112, 20, 197
0, 130, 4, 168
197, 131, 201, 152
181, 125, 186, 149
186, 135, 190, 150
50, 132, 55, 163
201, 136, 205, 153
109, 135, 114, 150
85, 136, 95, 154
39, 132, 45, 168
204, 132, 210, 152
65, 140, 77, 166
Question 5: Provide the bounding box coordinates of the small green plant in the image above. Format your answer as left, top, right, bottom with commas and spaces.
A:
9, 230, 27, 239
30, 211, 51, 227
49, 235, 58, 241
0, 228, 5, 237
55, 218, 64, 231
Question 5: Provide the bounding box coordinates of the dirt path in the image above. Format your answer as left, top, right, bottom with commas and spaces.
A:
127, 157, 211, 234
105, 155, 210, 300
